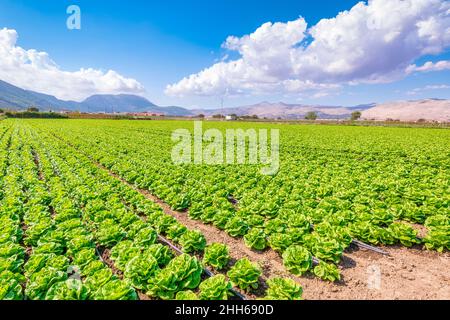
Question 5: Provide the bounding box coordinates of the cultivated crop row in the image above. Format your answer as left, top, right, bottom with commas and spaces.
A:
30, 120, 448, 284
1, 121, 300, 300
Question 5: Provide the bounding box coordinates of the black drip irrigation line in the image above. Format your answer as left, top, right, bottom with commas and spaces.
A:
95, 247, 106, 264
351, 240, 389, 255
310, 224, 390, 256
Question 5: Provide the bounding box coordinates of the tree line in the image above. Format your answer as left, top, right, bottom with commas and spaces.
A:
0, 107, 69, 119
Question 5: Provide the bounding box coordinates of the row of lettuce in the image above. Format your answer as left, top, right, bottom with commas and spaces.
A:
34, 120, 449, 283
1, 121, 302, 300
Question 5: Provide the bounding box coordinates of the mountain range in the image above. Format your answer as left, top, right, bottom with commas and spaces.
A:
0, 80, 190, 116
192, 102, 376, 119
0, 79, 448, 122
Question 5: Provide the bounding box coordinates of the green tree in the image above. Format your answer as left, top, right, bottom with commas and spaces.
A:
351, 111, 362, 121
305, 112, 318, 121
27, 107, 39, 112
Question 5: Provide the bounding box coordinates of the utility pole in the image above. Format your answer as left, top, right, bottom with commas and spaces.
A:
221, 96, 224, 119
221, 88, 229, 120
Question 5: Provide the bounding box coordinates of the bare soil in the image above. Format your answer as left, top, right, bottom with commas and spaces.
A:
404, 221, 429, 238
294, 245, 450, 300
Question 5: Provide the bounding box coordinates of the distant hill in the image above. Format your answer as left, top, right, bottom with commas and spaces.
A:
82, 94, 157, 113
0, 80, 79, 110
82, 94, 192, 115
361, 99, 450, 122
195, 100, 449, 121
347, 103, 377, 110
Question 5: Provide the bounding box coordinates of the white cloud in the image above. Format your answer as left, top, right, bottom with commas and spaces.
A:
406, 60, 450, 73
407, 83, 450, 95
0, 28, 145, 101
311, 92, 331, 99
166, 0, 450, 97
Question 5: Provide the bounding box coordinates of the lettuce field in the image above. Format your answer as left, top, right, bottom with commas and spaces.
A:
0, 119, 449, 300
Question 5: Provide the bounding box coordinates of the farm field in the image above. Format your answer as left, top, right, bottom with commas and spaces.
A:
0, 119, 449, 300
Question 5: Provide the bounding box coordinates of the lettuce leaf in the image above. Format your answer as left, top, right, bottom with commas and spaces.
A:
227, 258, 261, 292
199, 275, 231, 300
45, 279, 90, 300
179, 230, 206, 253
203, 243, 230, 270
282, 245, 312, 276
313, 262, 341, 282
244, 228, 268, 251
264, 277, 303, 300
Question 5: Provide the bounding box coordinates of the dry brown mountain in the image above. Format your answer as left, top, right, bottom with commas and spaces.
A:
195, 102, 373, 119
361, 99, 450, 122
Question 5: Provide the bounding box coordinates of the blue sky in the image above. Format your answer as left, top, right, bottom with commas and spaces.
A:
0, 0, 449, 108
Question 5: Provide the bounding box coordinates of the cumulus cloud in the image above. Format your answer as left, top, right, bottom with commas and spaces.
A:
406, 60, 450, 73
166, 0, 450, 97
0, 28, 145, 101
